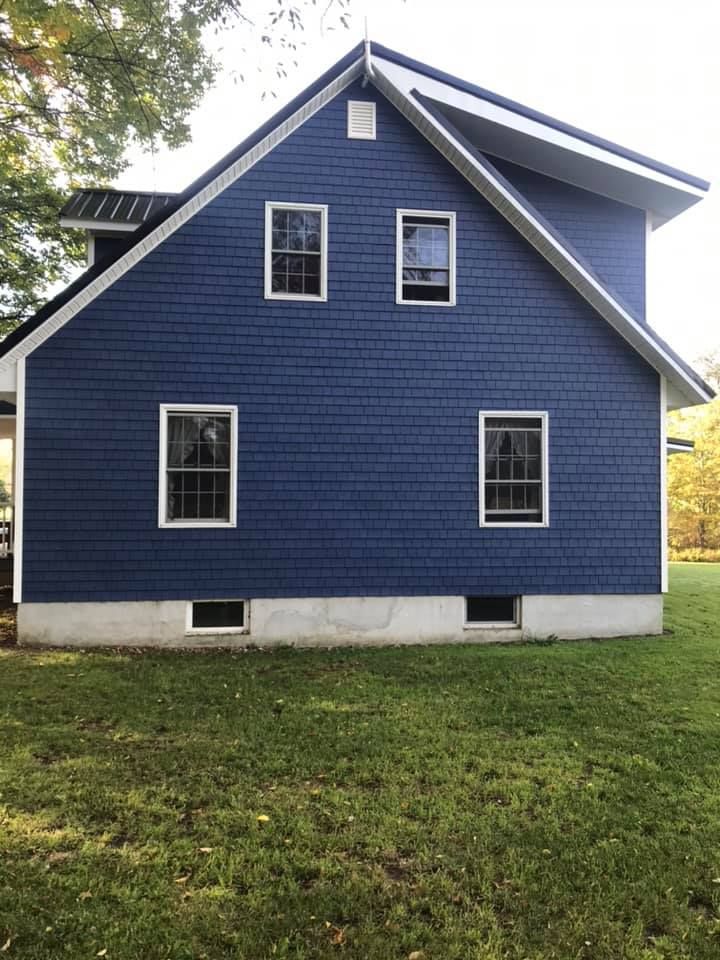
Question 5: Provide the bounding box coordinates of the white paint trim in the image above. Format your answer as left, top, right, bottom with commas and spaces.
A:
660, 376, 668, 593
12, 358, 25, 604
0, 58, 362, 370
373, 56, 707, 200
185, 599, 248, 635
86, 234, 96, 267
60, 217, 138, 232
478, 411, 549, 528
264, 201, 329, 302
371, 66, 712, 408
347, 100, 376, 139
396, 209, 456, 306
158, 404, 238, 529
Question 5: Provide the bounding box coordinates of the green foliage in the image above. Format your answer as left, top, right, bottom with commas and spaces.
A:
668, 395, 720, 551
1, 563, 720, 958
0, 0, 349, 334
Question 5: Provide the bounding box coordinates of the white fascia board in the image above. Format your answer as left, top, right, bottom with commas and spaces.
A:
373, 56, 707, 202
59, 218, 139, 232
369, 65, 712, 408
0, 57, 363, 371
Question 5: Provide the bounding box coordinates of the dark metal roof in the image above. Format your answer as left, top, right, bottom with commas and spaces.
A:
667, 437, 695, 449
60, 189, 177, 226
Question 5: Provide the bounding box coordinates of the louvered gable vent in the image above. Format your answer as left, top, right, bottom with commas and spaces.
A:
347, 100, 376, 139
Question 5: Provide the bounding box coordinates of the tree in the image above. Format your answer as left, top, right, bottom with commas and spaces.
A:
0, 0, 349, 334
667, 354, 720, 552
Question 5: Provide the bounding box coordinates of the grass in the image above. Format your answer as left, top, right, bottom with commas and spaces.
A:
1, 564, 720, 959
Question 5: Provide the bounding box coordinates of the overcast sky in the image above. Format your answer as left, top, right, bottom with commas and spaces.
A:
117, 0, 720, 368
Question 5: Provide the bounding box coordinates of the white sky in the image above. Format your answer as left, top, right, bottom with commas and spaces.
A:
117, 0, 720, 367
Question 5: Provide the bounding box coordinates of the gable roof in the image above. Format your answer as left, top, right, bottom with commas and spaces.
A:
0, 41, 712, 407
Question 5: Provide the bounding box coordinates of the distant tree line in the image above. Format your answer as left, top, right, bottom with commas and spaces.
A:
668, 351, 720, 560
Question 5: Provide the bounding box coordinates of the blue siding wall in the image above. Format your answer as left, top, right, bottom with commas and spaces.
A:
490, 156, 647, 319
23, 80, 660, 602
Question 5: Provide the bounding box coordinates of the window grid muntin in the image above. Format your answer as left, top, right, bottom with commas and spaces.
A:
397, 210, 456, 305
165, 411, 233, 524
481, 414, 547, 526
267, 204, 326, 299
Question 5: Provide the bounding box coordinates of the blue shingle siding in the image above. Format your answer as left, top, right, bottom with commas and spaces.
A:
22, 79, 661, 602
489, 156, 647, 319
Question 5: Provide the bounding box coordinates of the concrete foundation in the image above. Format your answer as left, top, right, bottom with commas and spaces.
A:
17, 593, 664, 648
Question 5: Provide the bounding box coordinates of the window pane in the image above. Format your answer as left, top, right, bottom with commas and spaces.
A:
401, 283, 450, 302
483, 417, 544, 524
165, 412, 233, 523
192, 601, 245, 629
269, 209, 323, 296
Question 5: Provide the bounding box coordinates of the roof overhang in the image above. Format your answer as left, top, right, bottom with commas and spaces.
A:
372, 50, 709, 228
0, 41, 712, 410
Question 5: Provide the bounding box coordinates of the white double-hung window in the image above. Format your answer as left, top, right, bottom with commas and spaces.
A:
397, 209, 456, 305
265, 202, 328, 301
159, 405, 237, 528
479, 412, 549, 527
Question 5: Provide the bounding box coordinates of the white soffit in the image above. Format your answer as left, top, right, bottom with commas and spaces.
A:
373, 56, 707, 224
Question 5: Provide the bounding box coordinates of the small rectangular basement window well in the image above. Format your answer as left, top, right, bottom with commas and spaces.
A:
465, 595, 519, 627
187, 600, 247, 634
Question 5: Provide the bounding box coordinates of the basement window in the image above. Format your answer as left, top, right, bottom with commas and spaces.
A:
187, 600, 247, 634
465, 595, 519, 627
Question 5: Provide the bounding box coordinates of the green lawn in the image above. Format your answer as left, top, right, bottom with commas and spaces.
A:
1, 565, 720, 959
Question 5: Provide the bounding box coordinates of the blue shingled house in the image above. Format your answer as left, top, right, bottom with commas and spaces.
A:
0, 41, 713, 647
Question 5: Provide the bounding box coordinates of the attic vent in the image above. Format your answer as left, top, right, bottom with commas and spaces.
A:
347, 101, 376, 140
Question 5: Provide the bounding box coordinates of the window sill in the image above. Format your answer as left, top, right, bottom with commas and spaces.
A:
159, 521, 237, 529
479, 522, 549, 529
185, 627, 248, 637
464, 621, 519, 630
396, 297, 456, 307
265, 292, 327, 303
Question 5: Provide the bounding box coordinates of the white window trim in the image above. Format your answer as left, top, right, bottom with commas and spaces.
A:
464, 596, 521, 630
264, 201, 328, 302
478, 410, 549, 529
158, 403, 238, 529
185, 599, 248, 635
396, 209, 456, 307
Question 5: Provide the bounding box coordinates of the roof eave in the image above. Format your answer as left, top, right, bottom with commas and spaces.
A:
369, 64, 712, 408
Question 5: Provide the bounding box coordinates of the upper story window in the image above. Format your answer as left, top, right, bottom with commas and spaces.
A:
479, 412, 548, 527
397, 210, 456, 306
159, 405, 237, 528
265, 202, 328, 301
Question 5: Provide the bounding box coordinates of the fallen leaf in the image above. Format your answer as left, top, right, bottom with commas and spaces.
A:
97, 951, 107, 958
174, 875, 190, 884
78, 890, 93, 901
330, 927, 345, 945
198, 847, 213, 854
408, 952, 425, 960
1, 937, 11, 953
256, 814, 270, 823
